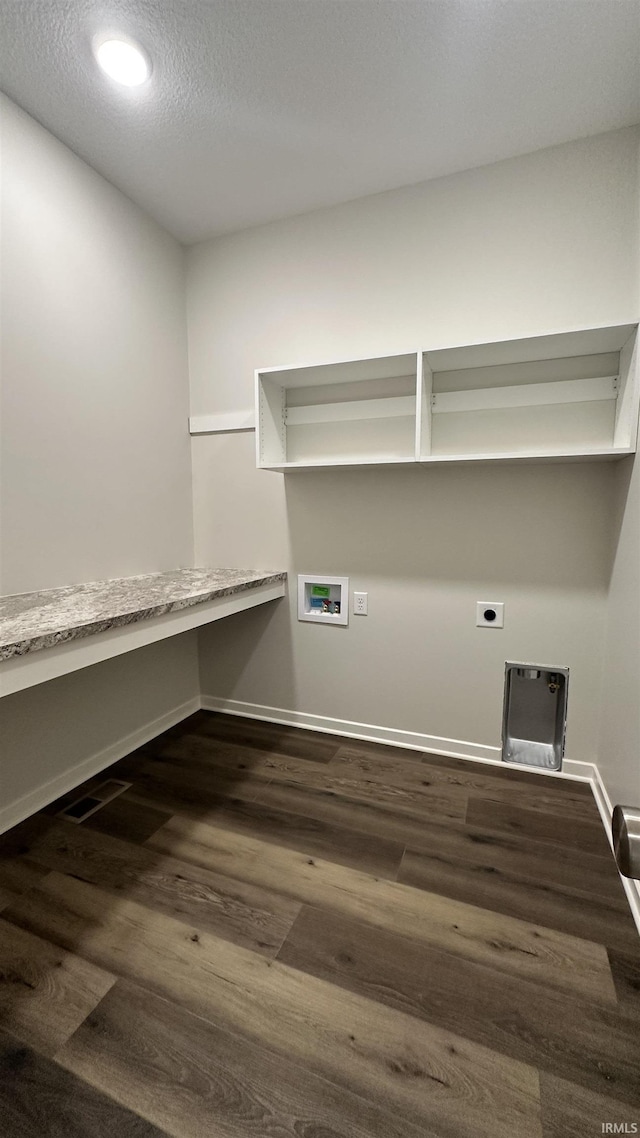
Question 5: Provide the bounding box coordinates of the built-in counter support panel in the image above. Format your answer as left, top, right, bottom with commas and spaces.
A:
0, 634, 200, 835
0, 569, 287, 698
0, 568, 287, 834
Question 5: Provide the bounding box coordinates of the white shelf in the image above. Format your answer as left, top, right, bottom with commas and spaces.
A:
257, 352, 419, 468
262, 456, 418, 473
419, 447, 634, 467
255, 324, 639, 470
190, 410, 255, 434
431, 375, 617, 415
285, 395, 415, 426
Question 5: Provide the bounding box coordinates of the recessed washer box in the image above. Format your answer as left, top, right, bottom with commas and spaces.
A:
298, 575, 349, 625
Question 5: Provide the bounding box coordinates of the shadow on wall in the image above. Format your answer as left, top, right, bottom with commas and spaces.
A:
283, 461, 620, 590
198, 599, 296, 710
606, 454, 637, 586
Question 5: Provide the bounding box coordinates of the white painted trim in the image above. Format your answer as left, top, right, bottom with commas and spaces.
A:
256, 328, 638, 379
201, 695, 500, 761
418, 448, 633, 465
263, 456, 418, 472
189, 411, 255, 435
424, 322, 637, 371
261, 448, 633, 473
558, 759, 598, 781
257, 350, 417, 380
0, 696, 200, 836
589, 762, 640, 936
285, 396, 415, 426
0, 581, 286, 698
199, 694, 590, 781
614, 327, 639, 449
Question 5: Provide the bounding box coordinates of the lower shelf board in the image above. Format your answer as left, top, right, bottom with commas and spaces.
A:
260, 447, 634, 472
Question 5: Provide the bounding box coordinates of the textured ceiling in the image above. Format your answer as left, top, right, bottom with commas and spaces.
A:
1, 0, 639, 244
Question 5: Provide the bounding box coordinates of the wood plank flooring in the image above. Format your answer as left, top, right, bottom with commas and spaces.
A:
0, 710, 638, 1137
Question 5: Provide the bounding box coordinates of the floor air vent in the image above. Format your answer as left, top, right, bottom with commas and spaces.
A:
58, 779, 131, 823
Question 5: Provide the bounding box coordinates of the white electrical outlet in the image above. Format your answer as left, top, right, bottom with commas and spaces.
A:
354, 591, 368, 615
476, 601, 504, 628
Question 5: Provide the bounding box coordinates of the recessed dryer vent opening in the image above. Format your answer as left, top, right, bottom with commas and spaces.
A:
502, 662, 569, 771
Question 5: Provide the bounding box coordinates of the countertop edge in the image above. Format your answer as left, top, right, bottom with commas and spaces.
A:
0, 572, 287, 661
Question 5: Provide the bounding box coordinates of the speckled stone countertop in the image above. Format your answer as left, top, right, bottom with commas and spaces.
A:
0, 568, 287, 661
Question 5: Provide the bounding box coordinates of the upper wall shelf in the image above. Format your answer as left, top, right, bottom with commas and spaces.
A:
255, 324, 639, 470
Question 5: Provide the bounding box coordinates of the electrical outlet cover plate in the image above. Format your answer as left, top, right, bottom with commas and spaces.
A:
476, 601, 504, 628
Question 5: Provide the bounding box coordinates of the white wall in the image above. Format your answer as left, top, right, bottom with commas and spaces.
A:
0, 94, 194, 593
188, 127, 639, 765
0, 96, 198, 830
598, 456, 640, 807
597, 134, 640, 812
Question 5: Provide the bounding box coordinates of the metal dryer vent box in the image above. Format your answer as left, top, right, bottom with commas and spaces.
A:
502, 662, 569, 771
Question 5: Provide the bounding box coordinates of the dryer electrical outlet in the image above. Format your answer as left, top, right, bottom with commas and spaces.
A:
476, 602, 504, 628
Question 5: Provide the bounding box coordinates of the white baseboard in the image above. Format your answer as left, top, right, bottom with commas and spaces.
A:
589, 762, 640, 936
199, 694, 591, 783
201, 694, 504, 762
0, 696, 201, 836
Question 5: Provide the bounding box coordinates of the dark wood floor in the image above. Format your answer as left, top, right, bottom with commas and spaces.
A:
1, 711, 639, 1137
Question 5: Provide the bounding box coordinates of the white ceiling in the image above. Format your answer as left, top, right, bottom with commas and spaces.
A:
1, 0, 639, 244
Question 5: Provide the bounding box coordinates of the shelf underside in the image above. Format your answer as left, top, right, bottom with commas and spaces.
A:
261, 448, 634, 472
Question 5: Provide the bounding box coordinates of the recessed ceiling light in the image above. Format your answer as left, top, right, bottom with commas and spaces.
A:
94, 36, 151, 87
